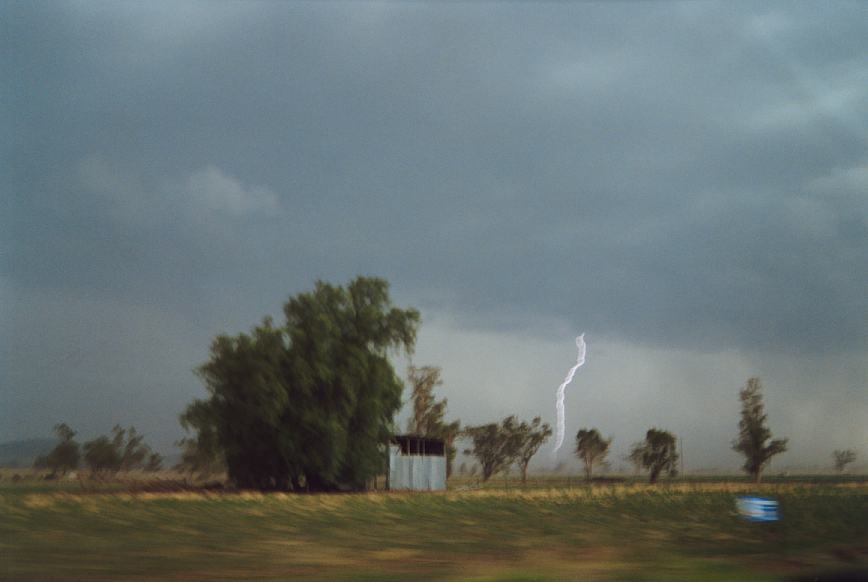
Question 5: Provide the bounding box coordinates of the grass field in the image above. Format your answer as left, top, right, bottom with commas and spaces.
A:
2, 480, 867, 581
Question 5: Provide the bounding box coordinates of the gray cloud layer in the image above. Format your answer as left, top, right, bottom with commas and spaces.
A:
3, 2, 866, 464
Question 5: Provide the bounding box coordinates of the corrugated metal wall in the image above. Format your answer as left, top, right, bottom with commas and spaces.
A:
388, 445, 447, 491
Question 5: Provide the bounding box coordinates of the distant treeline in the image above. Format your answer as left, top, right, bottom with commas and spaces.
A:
27, 277, 858, 491
31, 423, 162, 477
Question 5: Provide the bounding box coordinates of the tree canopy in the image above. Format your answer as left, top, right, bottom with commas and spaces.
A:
406, 365, 461, 477
641, 428, 678, 483
82, 425, 159, 476
575, 428, 611, 481
462, 418, 520, 482
83, 436, 122, 475
732, 378, 788, 483
512, 416, 552, 484
462, 415, 549, 483
833, 449, 856, 473
33, 423, 80, 476
182, 277, 420, 491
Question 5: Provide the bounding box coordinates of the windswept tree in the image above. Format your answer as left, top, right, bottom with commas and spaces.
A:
833, 449, 857, 473
641, 428, 678, 484
512, 416, 553, 485
732, 378, 788, 483
575, 428, 612, 481
182, 277, 419, 491
112, 425, 153, 471
83, 436, 122, 476
82, 425, 158, 476
462, 417, 521, 482
406, 365, 461, 477
33, 423, 80, 477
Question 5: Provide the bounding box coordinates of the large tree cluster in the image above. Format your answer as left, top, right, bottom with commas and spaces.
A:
181, 277, 419, 491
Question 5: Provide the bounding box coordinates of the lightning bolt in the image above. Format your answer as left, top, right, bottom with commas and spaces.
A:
553, 334, 587, 454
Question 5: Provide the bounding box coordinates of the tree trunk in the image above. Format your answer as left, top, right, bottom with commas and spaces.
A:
521, 463, 528, 486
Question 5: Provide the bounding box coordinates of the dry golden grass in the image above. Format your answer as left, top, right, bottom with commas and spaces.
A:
4, 478, 867, 580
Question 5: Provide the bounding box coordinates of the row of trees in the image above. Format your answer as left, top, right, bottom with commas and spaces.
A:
457, 423, 678, 485
405, 365, 553, 486
593, 378, 793, 484
403, 362, 673, 486
179, 362, 853, 484
34, 423, 163, 477
178, 277, 555, 491
174, 277, 841, 491
578, 428, 679, 483
582, 378, 792, 484
460, 377, 796, 485
462, 416, 553, 484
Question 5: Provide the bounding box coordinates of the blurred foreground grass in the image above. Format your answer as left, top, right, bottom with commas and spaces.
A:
2, 481, 867, 581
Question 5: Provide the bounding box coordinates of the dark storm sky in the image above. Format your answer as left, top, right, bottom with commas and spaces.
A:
3, 1, 866, 469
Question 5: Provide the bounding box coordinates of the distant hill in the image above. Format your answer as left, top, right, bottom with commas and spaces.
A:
0, 438, 57, 467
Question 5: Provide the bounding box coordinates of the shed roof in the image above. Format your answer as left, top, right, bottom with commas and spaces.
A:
391, 434, 445, 456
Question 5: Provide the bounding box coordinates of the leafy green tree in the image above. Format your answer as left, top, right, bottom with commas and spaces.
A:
33, 423, 80, 476
513, 416, 552, 484
641, 428, 678, 483
462, 417, 521, 481
80, 426, 158, 476
182, 277, 419, 491
83, 436, 122, 475
732, 378, 788, 483
833, 449, 857, 473
406, 365, 461, 477
194, 319, 294, 490
112, 425, 153, 471
575, 428, 612, 481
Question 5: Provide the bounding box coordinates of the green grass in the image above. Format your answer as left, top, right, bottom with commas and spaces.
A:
2, 482, 867, 580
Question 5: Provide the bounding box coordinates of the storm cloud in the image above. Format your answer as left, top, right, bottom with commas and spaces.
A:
3, 1, 866, 467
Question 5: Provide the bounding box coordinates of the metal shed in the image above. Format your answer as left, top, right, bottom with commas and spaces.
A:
388, 435, 446, 491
